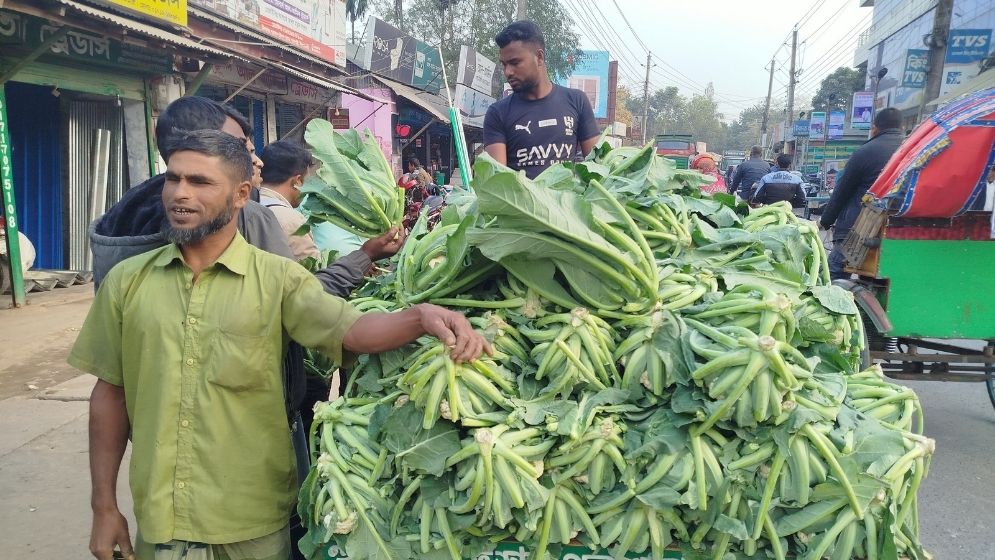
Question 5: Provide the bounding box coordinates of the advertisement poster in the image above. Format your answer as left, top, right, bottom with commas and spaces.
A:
188, 0, 346, 66
940, 29, 993, 95
412, 42, 443, 92
902, 49, 929, 88
827, 110, 846, 140
454, 83, 495, 128
851, 92, 874, 130
361, 17, 442, 92
95, 0, 187, 26
808, 111, 826, 141
793, 119, 810, 138
824, 159, 846, 192
557, 50, 610, 119
456, 46, 497, 96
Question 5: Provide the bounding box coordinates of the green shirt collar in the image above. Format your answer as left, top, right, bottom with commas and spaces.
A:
152, 232, 251, 276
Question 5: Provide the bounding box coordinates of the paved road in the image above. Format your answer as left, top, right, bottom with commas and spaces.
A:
899, 376, 995, 558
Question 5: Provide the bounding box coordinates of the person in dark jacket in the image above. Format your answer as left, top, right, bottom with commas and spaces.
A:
820, 107, 904, 279
751, 154, 807, 208
731, 146, 772, 199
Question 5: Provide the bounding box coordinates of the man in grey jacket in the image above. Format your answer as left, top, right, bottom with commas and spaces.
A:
731, 146, 774, 199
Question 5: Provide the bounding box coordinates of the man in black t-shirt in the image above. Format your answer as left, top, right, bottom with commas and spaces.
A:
483, 21, 599, 179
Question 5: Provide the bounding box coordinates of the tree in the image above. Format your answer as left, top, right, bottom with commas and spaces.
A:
811, 67, 864, 112
369, 0, 580, 90
346, 0, 370, 42
615, 86, 634, 127
725, 102, 766, 152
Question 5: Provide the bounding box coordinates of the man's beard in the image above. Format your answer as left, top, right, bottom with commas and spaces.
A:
511, 77, 538, 93
162, 195, 236, 245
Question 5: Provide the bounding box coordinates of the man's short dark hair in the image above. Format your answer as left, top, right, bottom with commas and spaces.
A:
166, 130, 253, 184
776, 154, 792, 169
155, 97, 227, 160
409, 157, 422, 168
750, 146, 763, 157
260, 141, 314, 184
220, 103, 253, 138
874, 107, 902, 130
495, 20, 545, 51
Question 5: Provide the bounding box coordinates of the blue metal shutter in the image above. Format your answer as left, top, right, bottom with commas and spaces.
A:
6, 82, 64, 269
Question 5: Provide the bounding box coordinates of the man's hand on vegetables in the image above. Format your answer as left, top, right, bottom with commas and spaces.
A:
416, 303, 494, 363
361, 226, 407, 261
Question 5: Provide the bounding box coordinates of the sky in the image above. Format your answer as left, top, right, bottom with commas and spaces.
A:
569, 0, 875, 121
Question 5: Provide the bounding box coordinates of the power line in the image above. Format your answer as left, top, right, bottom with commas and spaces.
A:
563, 0, 644, 84
609, 0, 650, 52
796, 0, 828, 31
796, 21, 871, 91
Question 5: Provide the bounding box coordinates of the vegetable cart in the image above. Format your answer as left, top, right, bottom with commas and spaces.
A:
837, 88, 995, 410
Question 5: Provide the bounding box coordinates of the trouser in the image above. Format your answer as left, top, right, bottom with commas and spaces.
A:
828, 240, 849, 280
135, 526, 291, 560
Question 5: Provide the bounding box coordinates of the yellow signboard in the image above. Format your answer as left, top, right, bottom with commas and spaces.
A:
97, 0, 188, 27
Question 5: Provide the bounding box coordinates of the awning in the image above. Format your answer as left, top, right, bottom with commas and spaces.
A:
928, 69, 995, 108
372, 75, 451, 124
44, 0, 237, 60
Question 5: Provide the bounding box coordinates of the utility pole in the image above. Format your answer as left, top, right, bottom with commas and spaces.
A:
783, 26, 798, 157
918, 0, 954, 120
641, 51, 652, 144
760, 57, 776, 147
516, 0, 528, 19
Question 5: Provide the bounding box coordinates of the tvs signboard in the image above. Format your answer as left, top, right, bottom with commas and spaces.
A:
188, 0, 347, 66
902, 49, 928, 88
557, 50, 610, 119
941, 29, 993, 96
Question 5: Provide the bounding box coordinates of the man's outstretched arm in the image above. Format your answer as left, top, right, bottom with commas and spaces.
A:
89, 380, 133, 560
343, 304, 491, 363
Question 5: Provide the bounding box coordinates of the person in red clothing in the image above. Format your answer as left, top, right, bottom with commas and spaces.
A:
692, 153, 727, 196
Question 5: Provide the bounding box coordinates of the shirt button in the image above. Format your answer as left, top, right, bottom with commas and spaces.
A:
180, 420, 190, 427
176, 481, 186, 489
185, 358, 194, 366
188, 317, 197, 325
185, 283, 192, 290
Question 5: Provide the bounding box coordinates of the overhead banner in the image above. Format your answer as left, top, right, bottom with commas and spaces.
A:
792, 119, 810, 138
902, 49, 929, 88
808, 111, 826, 141
941, 28, 993, 95
94, 0, 187, 26
360, 17, 442, 92
828, 110, 846, 140
456, 45, 496, 96
454, 83, 495, 128
851, 92, 874, 130
557, 50, 610, 119
188, 0, 347, 66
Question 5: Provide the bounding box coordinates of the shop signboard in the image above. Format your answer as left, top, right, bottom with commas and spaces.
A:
208, 62, 289, 93
851, 91, 873, 130
93, 0, 187, 26
901, 49, 929, 88
808, 111, 826, 141
412, 42, 443, 92
557, 50, 610, 118
454, 83, 495, 128
792, 119, 810, 138
285, 79, 332, 106
827, 110, 845, 140
0, 11, 171, 72
188, 0, 347, 66
940, 29, 993, 96
456, 45, 497, 96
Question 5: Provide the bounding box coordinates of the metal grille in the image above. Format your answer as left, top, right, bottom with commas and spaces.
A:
66, 98, 124, 270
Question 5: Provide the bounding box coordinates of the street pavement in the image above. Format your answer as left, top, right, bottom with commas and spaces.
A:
0, 291, 992, 558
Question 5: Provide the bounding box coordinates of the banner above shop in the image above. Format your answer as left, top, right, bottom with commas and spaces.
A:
188, 0, 347, 66
851, 92, 874, 130
456, 46, 496, 96
359, 17, 442, 93
902, 49, 929, 88
93, 0, 187, 26
557, 50, 610, 119
208, 62, 288, 93
792, 119, 810, 138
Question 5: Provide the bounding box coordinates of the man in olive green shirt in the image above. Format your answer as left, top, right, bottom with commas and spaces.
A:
71, 130, 490, 560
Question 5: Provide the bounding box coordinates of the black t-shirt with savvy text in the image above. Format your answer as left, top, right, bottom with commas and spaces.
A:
483, 85, 599, 179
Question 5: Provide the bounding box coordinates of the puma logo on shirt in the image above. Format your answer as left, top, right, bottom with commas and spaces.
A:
515, 121, 533, 134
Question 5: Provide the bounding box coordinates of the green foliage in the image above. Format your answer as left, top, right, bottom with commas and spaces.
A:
811, 67, 866, 112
